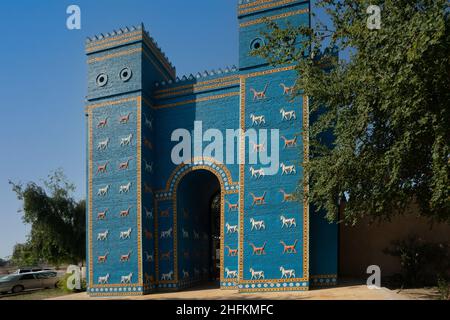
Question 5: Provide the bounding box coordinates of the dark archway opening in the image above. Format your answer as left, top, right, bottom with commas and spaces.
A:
176, 169, 221, 288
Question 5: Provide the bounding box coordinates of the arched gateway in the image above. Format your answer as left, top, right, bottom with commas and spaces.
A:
154, 158, 238, 291
85, 1, 338, 296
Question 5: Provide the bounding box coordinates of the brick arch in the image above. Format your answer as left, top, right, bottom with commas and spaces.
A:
155, 157, 238, 200
169, 159, 233, 287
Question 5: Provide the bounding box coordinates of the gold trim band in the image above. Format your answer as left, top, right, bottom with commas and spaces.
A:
239, 8, 308, 27
154, 80, 240, 99
154, 92, 240, 109
86, 35, 142, 53
86, 30, 142, 49
86, 34, 175, 79
239, 0, 298, 15
239, 0, 275, 9
87, 48, 141, 64
87, 47, 172, 82
155, 75, 240, 95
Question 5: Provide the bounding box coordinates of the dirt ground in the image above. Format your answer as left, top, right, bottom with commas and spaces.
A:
0, 288, 71, 300
0, 276, 438, 300
49, 281, 416, 300
394, 287, 442, 300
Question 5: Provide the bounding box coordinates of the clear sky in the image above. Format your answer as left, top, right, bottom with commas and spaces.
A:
0, 0, 329, 259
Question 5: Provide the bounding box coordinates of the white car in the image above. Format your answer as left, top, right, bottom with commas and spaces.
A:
0, 271, 61, 294
12, 267, 52, 274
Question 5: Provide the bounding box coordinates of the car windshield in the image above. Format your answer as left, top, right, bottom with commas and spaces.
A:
0, 274, 20, 282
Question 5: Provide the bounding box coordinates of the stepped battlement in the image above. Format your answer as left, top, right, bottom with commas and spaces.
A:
153, 66, 239, 89
85, 23, 175, 77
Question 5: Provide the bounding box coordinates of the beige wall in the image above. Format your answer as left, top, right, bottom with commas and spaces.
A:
339, 212, 450, 278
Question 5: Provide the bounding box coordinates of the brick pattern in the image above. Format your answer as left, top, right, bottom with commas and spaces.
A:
85, 0, 338, 297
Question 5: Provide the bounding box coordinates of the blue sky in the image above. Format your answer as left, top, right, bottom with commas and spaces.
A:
0, 0, 329, 259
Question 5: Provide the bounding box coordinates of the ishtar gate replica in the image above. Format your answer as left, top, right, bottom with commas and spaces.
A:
85, 0, 338, 296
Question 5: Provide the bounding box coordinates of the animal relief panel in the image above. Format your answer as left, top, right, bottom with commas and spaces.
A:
88, 99, 142, 294
85, 0, 337, 296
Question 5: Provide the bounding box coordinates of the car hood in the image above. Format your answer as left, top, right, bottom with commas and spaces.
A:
0, 279, 12, 283
0, 277, 17, 283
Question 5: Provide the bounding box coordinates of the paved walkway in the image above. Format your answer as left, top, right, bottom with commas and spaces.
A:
49, 282, 411, 300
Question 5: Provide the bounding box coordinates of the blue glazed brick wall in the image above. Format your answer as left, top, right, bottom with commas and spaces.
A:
153, 88, 241, 191
87, 44, 143, 101
89, 96, 141, 294
153, 88, 241, 288
155, 199, 175, 288
141, 99, 156, 292
239, 69, 308, 291
86, 0, 338, 296
222, 192, 240, 288
86, 33, 169, 295
238, 1, 310, 70
310, 207, 338, 286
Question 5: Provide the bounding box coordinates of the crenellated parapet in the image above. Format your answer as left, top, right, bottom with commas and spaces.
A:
85, 23, 176, 79
154, 65, 239, 89
151, 66, 241, 101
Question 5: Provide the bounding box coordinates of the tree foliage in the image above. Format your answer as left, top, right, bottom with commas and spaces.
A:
253, 0, 449, 224
10, 169, 85, 266
11, 243, 40, 267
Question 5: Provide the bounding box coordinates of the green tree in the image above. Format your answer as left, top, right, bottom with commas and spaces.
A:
10, 243, 40, 267
10, 169, 86, 266
0, 258, 7, 267
253, 0, 449, 225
